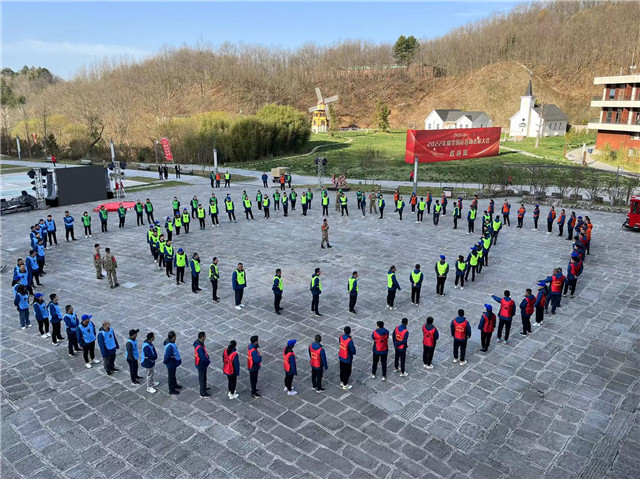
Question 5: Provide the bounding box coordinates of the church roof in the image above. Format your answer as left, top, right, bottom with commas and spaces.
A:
430, 109, 489, 122
533, 104, 568, 121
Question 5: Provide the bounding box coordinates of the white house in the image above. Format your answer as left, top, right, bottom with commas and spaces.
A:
509, 80, 568, 138
424, 110, 492, 130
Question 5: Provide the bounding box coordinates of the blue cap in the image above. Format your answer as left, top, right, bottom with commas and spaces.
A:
178, 248, 184, 253
154, 221, 160, 225
149, 225, 154, 228
484, 304, 492, 311
535, 204, 539, 207
471, 246, 477, 250
440, 255, 445, 260
571, 252, 579, 257
578, 216, 582, 219
81, 314, 92, 320
287, 339, 297, 347
537, 282, 546, 287
458, 196, 462, 199
183, 208, 188, 211
34, 292, 43, 298
166, 216, 171, 220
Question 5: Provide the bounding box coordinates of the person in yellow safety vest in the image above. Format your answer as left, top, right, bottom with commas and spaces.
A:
224, 171, 231, 188
158, 234, 166, 269
386, 266, 401, 310
196, 204, 206, 230
435, 255, 448, 296
340, 193, 349, 217
146, 225, 156, 255
174, 212, 182, 236
256, 190, 263, 211
310, 268, 322, 316
272, 268, 283, 315
165, 216, 174, 241
322, 192, 330, 216
263, 195, 270, 219
243, 196, 254, 221
416, 198, 426, 223
209, 257, 220, 303
378, 194, 385, 219
452, 202, 460, 229
348, 272, 359, 314
467, 206, 477, 235
225, 195, 236, 223
273, 190, 281, 211
491, 215, 502, 245
301, 191, 308, 216
465, 246, 479, 282
153, 221, 161, 238
396, 197, 405, 221
433, 200, 442, 226
232, 263, 246, 310
99, 206, 109, 233
175, 248, 186, 285
209, 200, 219, 227
454, 255, 466, 290
410, 264, 423, 305
164, 240, 174, 277
190, 196, 199, 219
181, 208, 190, 234
189, 253, 201, 293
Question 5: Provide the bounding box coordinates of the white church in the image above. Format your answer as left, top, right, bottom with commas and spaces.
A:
509, 80, 568, 138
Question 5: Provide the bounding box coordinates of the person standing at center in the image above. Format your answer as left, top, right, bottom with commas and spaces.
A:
371, 321, 389, 381
194, 332, 211, 397
322, 191, 330, 216
393, 318, 409, 376
222, 340, 240, 399
163, 331, 182, 395
103, 248, 119, 289
283, 339, 298, 396
125, 329, 144, 386
339, 326, 356, 390
273, 269, 284, 315
190, 253, 201, 294
141, 333, 159, 393
98, 321, 120, 376
77, 314, 100, 368
321, 219, 331, 248
175, 248, 186, 285
309, 335, 328, 393
478, 304, 496, 352
93, 244, 104, 280
492, 290, 516, 344
310, 268, 322, 316
247, 336, 262, 398
410, 264, 423, 305
386, 265, 401, 309
48, 293, 65, 345
348, 271, 359, 314
435, 255, 449, 296
209, 257, 220, 303
232, 263, 246, 310
519, 288, 535, 336
63, 305, 81, 356
422, 316, 439, 369
451, 309, 471, 365
63, 211, 76, 240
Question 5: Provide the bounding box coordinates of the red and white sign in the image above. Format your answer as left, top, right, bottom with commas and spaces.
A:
160, 138, 173, 162
405, 127, 501, 163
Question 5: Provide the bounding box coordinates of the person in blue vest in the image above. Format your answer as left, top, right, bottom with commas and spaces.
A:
163, 331, 182, 395
532, 204, 540, 230
14, 263, 33, 295
563, 253, 582, 298
125, 329, 144, 385
26, 250, 41, 286
310, 268, 322, 316
36, 239, 46, 273
519, 288, 536, 336
63, 211, 76, 241
371, 321, 389, 381
45, 215, 57, 245
386, 266, 401, 310
141, 332, 159, 393
478, 304, 496, 352
194, 331, 211, 397
248, 335, 262, 398
33, 293, 50, 338
283, 339, 298, 396
451, 309, 471, 365
393, 318, 409, 376
409, 264, 424, 305
13, 284, 31, 330
63, 305, 81, 356
557, 208, 566, 237
308, 335, 328, 393
348, 271, 358, 314
47, 293, 65, 345
77, 314, 100, 368
261, 172, 269, 188
491, 290, 516, 344
422, 316, 439, 369
98, 321, 120, 376
37, 218, 48, 248
338, 326, 356, 390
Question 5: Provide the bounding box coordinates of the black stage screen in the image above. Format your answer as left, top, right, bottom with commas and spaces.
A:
56, 166, 107, 206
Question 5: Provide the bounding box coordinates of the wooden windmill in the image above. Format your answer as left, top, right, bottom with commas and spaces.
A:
309, 87, 338, 133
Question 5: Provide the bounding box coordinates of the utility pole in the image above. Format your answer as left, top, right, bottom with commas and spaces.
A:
42, 103, 47, 160
611, 166, 621, 206
535, 103, 544, 149
413, 156, 418, 195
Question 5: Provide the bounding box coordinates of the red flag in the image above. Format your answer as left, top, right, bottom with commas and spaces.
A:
160, 138, 173, 162
32, 133, 37, 144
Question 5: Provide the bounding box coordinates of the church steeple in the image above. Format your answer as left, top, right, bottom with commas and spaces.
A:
525, 78, 533, 97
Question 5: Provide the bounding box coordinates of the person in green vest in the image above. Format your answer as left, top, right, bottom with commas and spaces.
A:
282, 193, 289, 216
321, 191, 330, 216
224, 171, 231, 188
475, 241, 484, 274
378, 194, 385, 219
164, 216, 174, 241
158, 234, 166, 269
306, 189, 313, 210
209, 257, 219, 303
410, 264, 423, 305
273, 190, 281, 211
99, 205, 108, 233
433, 200, 442, 226
149, 228, 159, 263
416, 197, 426, 223
164, 240, 174, 277
175, 248, 186, 285
153, 220, 161, 238
190, 196, 199, 219
256, 190, 263, 211
452, 202, 460, 230
172, 197, 180, 216
396, 197, 404, 221
225, 195, 236, 223
290, 188, 297, 210
465, 246, 479, 282
210, 193, 218, 207
356, 189, 363, 210
174, 212, 182, 236
146, 224, 155, 255
190, 253, 201, 293
263, 195, 270, 218
387, 266, 401, 309
435, 255, 448, 296
348, 271, 359, 314
117, 203, 126, 229
196, 204, 206, 230
467, 206, 477, 235
300, 191, 308, 216
181, 208, 190, 234
82, 211, 92, 238
210, 170, 215, 188
134, 199, 144, 226
482, 233, 492, 266
144, 199, 154, 224
310, 268, 322, 316
454, 255, 466, 290
491, 215, 502, 245
209, 199, 219, 227
232, 263, 246, 310
340, 193, 349, 217
242, 196, 253, 221
272, 268, 283, 315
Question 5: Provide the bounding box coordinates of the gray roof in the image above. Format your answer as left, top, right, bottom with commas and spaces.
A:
534, 104, 568, 121
432, 109, 490, 122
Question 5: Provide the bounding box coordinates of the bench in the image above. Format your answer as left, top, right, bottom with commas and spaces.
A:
79, 159, 92, 165
138, 164, 151, 171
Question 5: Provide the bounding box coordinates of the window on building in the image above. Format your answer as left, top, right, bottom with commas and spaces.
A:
635, 112, 640, 125
615, 109, 622, 124
427, 123, 431, 129
609, 87, 616, 100
605, 110, 612, 123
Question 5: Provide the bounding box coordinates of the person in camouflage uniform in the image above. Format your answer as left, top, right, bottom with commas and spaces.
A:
94, 244, 104, 280
102, 247, 120, 289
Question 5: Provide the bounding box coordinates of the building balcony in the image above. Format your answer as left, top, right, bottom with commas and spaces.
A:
588, 119, 640, 133
591, 95, 640, 108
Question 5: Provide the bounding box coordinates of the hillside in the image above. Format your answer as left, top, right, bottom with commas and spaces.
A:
2, 1, 640, 161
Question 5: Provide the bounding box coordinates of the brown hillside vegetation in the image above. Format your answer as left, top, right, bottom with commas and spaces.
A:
2, 0, 640, 161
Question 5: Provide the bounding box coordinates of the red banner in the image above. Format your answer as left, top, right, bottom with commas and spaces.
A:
160, 138, 173, 162
405, 127, 501, 163
32, 133, 37, 144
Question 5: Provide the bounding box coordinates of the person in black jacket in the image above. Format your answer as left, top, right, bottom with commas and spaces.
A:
193, 332, 211, 397
163, 331, 182, 395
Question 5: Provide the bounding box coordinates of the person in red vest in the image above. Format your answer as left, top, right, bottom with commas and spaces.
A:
492, 290, 516, 344
222, 340, 239, 399
422, 316, 439, 369
540, 268, 565, 314
441, 193, 448, 215
450, 309, 471, 365
247, 335, 262, 398
557, 208, 566, 237
308, 335, 328, 393
533, 282, 548, 326
532, 204, 540, 230
371, 321, 389, 381
564, 253, 582, 298
409, 193, 417, 214
283, 339, 297, 396
338, 326, 356, 390
51, 155, 56, 167
546, 206, 556, 234
502, 199, 511, 226
519, 289, 536, 336
471, 195, 478, 211
478, 304, 496, 352
393, 318, 409, 377
566, 211, 577, 240
193, 332, 211, 397
516, 204, 526, 228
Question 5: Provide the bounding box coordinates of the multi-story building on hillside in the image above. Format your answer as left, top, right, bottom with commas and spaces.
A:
588, 74, 640, 157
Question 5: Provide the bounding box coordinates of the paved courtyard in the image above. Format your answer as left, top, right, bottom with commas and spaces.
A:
1, 173, 639, 479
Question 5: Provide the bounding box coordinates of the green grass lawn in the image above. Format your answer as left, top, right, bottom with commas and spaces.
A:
126, 180, 188, 192
0, 164, 31, 175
